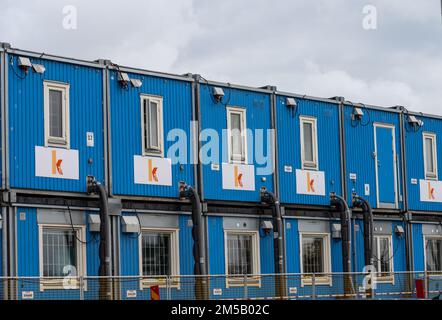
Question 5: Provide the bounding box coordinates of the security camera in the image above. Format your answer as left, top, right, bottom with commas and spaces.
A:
352, 107, 364, 120
212, 87, 225, 103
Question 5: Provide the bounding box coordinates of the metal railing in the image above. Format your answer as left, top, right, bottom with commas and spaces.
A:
1, 271, 441, 300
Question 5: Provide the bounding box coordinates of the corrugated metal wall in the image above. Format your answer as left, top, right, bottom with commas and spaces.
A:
405, 115, 442, 211
119, 213, 194, 300
206, 216, 275, 299
344, 106, 403, 209
8, 54, 105, 192
199, 85, 273, 202
276, 96, 342, 205
15, 207, 100, 299
412, 223, 425, 271
109, 71, 194, 198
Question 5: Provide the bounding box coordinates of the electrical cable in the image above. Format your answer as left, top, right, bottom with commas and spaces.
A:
10, 56, 27, 80
65, 199, 98, 244
126, 209, 143, 239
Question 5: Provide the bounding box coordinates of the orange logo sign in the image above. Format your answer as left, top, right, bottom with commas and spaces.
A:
428, 182, 435, 200
148, 159, 159, 182
234, 166, 243, 188
307, 172, 315, 192
51, 150, 63, 175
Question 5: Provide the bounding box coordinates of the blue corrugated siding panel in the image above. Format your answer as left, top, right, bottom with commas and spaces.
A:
344, 106, 403, 209
285, 218, 346, 298
405, 115, 442, 211
110, 71, 194, 198
207, 216, 275, 299
16, 207, 100, 299
119, 213, 194, 300
200, 85, 273, 202
8, 54, 104, 192
276, 96, 342, 205
412, 223, 425, 271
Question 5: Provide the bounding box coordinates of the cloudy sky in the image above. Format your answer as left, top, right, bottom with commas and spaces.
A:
1, 0, 441, 114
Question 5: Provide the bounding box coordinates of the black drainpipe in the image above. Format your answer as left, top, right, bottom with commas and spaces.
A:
330, 193, 355, 296
352, 194, 374, 267
179, 182, 208, 300
87, 177, 112, 300
260, 189, 286, 298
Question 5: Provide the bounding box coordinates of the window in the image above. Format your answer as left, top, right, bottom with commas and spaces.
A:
425, 237, 442, 274
225, 231, 260, 287
300, 116, 318, 170
423, 132, 438, 180
373, 235, 394, 282
39, 225, 86, 290
300, 233, 331, 285
141, 95, 163, 156
227, 107, 247, 163
139, 229, 179, 287
44, 81, 70, 148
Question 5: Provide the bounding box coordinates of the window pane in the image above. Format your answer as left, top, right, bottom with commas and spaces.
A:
227, 234, 253, 275
302, 236, 324, 274
149, 101, 159, 148
42, 229, 77, 277
142, 232, 171, 276
49, 89, 63, 138
303, 122, 314, 163
143, 100, 149, 151
425, 137, 434, 173
426, 239, 442, 272
230, 113, 243, 159
379, 238, 391, 275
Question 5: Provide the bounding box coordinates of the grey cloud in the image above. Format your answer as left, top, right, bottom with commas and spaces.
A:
0, 0, 441, 114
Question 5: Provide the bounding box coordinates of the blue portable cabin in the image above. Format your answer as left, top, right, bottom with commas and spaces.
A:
403, 111, 442, 292
107, 64, 199, 299
195, 78, 277, 299
0, 44, 108, 299
343, 101, 411, 296
274, 92, 348, 298
343, 103, 404, 211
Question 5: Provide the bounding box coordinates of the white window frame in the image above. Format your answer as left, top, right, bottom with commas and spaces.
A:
227, 106, 248, 164
373, 235, 395, 283
138, 227, 180, 289
38, 224, 86, 291
299, 116, 318, 170
423, 235, 442, 275
299, 232, 332, 286
224, 230, 261, 288
44, 81, 70, 148
140, 94, 164, 157
423, 132, 438, 180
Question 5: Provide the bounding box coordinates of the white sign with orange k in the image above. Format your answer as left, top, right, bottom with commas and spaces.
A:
295, 169, 325, 196
35, 146, 79, 180
222, 163, 255, 191
134, 155, 172, 186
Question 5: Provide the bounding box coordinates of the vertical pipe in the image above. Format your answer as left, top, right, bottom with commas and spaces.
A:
270, 88, 279, 199
338, 101, 348, 202
193, 75, 204, 201
260, 191, 286, 298
399, 110, 414, 294
0, 45, 7, 190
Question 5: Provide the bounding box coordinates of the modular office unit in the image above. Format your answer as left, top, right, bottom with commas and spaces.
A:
0, 42, 441, 300
0, 44, 108, 299
107, 64, 199, 299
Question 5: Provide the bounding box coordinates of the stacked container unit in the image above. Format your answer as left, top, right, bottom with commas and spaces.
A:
2, 46, 106, 299
197, 79, 276, 299
107, 66, 198, 300
275, 93, 346, 297
403, 112, 442, 295
343, 103, 408, 295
